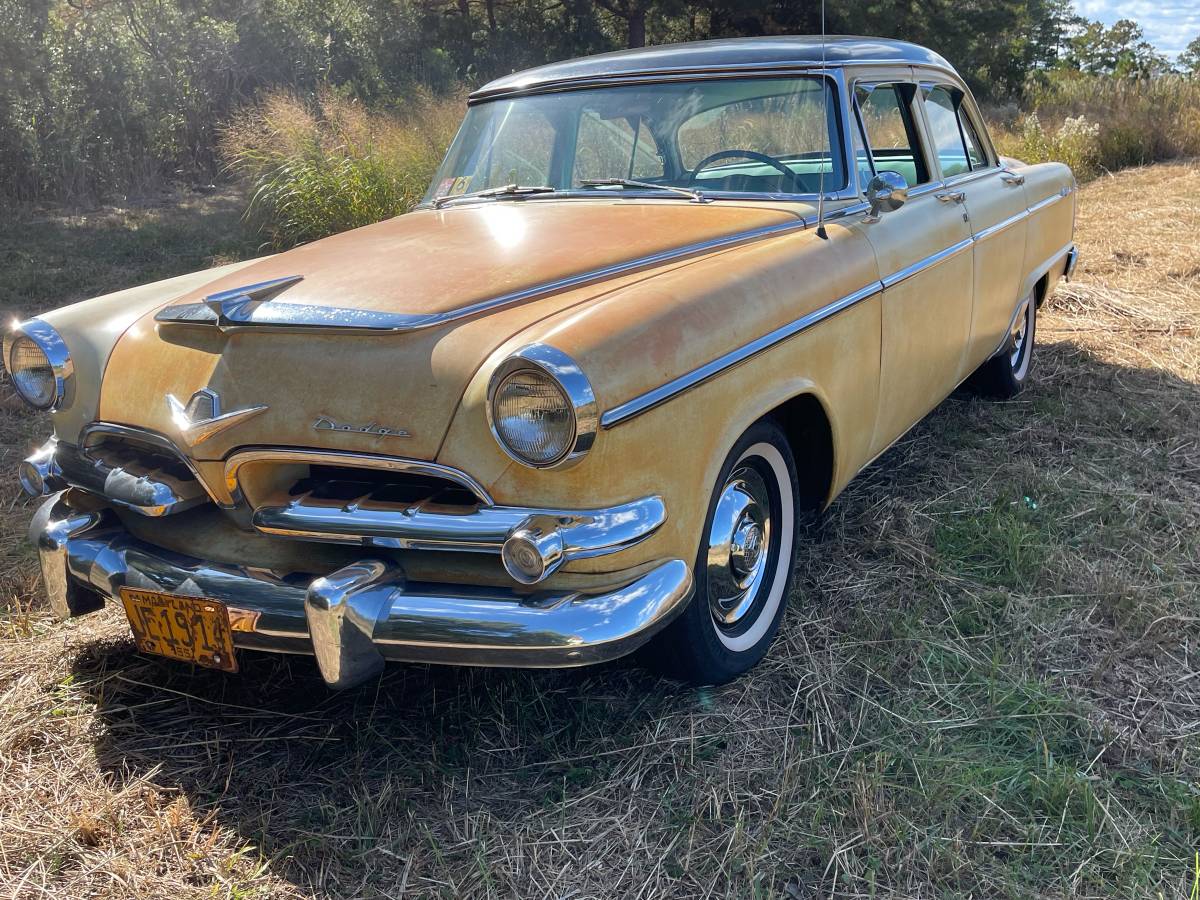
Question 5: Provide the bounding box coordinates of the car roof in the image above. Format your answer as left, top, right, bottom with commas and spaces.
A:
471, 36, 956, 102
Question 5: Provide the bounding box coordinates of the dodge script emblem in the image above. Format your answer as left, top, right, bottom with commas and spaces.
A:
313, 415, 409, 438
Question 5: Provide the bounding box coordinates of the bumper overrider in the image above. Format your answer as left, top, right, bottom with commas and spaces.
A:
29, 489, 694, 689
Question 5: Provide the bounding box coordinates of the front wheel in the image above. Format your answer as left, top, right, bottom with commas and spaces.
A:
969, 290, 1036, 398
650, 419, 799, 685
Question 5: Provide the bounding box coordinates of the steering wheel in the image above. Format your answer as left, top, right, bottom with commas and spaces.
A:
686, 149, 805, 190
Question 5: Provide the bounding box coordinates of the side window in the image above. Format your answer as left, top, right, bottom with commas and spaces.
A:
855, 83, 929, 188
852, 106, 874, 191
958, 107, 989, 170
923, 86, 970, 178
573, 111, 663, 182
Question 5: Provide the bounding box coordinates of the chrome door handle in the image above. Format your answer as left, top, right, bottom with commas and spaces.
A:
936, 191, 965, 203
1001, 171, 1025, 185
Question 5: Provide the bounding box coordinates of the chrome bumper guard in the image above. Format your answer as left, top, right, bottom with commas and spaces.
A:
1064, 245, 1079, 281
30, 493, 694, 688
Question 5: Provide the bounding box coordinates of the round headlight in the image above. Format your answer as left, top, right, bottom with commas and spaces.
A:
7, 336, 57, 409
487, 344, 597, 469
4, 319, 73, 411
493, 369, 575, 465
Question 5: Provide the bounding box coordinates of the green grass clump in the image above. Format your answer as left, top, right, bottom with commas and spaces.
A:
220, 90, 462, 249
934, 496, 1049, 589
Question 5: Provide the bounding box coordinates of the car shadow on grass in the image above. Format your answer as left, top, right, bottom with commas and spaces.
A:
62, 338, 1200, 896
67, 632, 692, 890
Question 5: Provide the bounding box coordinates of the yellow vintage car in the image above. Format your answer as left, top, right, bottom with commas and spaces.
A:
7, 37, 1077, 688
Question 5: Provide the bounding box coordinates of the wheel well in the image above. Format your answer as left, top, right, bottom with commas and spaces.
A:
1033, 271, 1051, 308
766, 393, 834, 511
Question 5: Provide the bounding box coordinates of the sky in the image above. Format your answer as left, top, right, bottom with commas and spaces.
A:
1074, 0, 1199, 61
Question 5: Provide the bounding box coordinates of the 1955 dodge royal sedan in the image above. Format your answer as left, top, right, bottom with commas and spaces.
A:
6, 37, 1077, 687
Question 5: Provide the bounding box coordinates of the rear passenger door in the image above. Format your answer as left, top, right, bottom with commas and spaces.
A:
919, 82, 1028, 368
853, 79, 975, 457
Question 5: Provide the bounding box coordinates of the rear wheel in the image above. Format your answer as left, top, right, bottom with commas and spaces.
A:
969, 290, 1036, 398
650, 419, 798, 685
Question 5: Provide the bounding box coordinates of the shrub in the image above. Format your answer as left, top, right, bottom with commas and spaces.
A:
991, 72, 1200, 180
220, 90, 462, 249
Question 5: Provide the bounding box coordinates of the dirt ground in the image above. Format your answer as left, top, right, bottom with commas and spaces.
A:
1, 164, 1198, 898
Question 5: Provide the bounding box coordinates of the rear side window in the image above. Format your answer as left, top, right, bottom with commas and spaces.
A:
855, 83, 929, 187
923, 86, 971, 178
958, 108, 989, 170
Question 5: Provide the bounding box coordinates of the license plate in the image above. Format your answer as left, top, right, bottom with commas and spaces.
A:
119, 588, 238, 673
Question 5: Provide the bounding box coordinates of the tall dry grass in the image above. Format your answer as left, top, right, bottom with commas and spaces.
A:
219, 90, 462, 249
990, 73, 1200, 180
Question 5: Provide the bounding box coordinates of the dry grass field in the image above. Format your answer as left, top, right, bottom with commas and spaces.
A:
1, 162, 1198, 899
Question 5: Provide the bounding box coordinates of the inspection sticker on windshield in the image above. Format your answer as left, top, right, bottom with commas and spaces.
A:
119, 588, 238, 672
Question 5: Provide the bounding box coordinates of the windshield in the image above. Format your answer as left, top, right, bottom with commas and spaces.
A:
424, 76, 846, 203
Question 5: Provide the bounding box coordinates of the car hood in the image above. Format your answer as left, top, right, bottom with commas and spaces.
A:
97, 199, 799, 463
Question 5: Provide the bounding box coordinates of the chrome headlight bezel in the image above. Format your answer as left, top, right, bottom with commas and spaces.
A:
3, 319, 74, 411
486, 344, 597, 470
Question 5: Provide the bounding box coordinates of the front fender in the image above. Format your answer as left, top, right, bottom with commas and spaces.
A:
32, 259, 264, 442
437, 215, 881, 573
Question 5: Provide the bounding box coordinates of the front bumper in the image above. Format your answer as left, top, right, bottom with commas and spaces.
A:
30, 492, 694, 688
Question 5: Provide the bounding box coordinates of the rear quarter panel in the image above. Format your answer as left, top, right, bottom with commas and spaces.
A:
1017, 161, 1076, 294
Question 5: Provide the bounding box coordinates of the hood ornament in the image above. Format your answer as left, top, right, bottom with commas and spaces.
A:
167, 388, 267, 448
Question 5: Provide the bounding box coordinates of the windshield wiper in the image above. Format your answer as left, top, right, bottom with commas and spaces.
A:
434, 183, 557, 208
578, 178, 707, 203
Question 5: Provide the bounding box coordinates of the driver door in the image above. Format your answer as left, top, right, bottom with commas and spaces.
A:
853, 79, 975, 457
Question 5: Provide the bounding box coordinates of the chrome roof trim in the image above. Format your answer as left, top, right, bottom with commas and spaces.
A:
471, 37, 956, 102
471, 61, 965, 104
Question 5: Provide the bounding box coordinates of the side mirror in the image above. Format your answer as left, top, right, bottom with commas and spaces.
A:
864, 171, 908, 221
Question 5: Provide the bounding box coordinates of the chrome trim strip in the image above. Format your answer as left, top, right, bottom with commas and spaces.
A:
1027, 189, 1071, 215
469, 59, 965, 103
880, 237, 974, 290
55, 438, 208, 517
31, 492, 693, 681
251, 493, 667, 559
972, 207, 1029, 243
157, 209, 861, 334
4, 318, 74, 411
600, 185, 1075, 429
601, 280, 883, 428
224, 447, 495, 507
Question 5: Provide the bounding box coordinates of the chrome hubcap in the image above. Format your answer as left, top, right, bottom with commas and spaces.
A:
1009, 300, 1030, 369
707, 464, 772, 629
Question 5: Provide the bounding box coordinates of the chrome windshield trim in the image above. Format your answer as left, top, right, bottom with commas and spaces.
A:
601, 279, 883, 428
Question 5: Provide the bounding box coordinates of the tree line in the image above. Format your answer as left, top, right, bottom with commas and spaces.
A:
0, 0, 1195, 203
